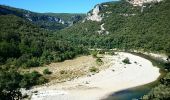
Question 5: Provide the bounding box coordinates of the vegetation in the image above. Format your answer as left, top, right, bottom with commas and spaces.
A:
20, 71, 47, 89
43, 68, 52, 75
89, 66, 99, 73
108, 51, 115, 55
91, 50, 98, 58
60, 70, 68, 75
0, 67, 47, 100
0, 15, 88, 68
44, 13, 86, 24
56, 0, 170, 54
98, 50, 106, 54
0, 68, 22, 100
122, 58, 131, 64
0, 0, 170, 99
96, 58, 104, 65
0, 5, 85, 30
142, 73, 170, 100
131, 52, 170, 99
0, 14, 87, 99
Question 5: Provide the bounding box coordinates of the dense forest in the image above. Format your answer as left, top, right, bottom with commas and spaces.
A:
0, 0, 170, 99
56, 0, 170, 54
56, 0, 170, 99
0, 15, 88, 100
0, 15, 88, 67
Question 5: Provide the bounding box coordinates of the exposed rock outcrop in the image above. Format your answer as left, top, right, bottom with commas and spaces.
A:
0, 5, 85, 30
86, 5, 103, 22
127, 0, 163, 6
97, 23, 109, 34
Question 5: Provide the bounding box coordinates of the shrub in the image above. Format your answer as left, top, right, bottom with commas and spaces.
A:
164, 62, 170, 71
108, 51, 115, 55
25, 58, 40, 67
160, 73, 170, 85
122, 58, 131, 64
43, 68, 52, 75
96, 58, 102, 62
91, 51, 98, 58
20, 71, 47, 89
98, 50, 105, 54
36, 76, 48, 84
60, 70, 68, 74
0, 69, 22, 100
96, 58, 103, 65
89, 66, 99, 73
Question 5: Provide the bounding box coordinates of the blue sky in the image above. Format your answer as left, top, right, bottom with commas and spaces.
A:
0, 0, 119, 13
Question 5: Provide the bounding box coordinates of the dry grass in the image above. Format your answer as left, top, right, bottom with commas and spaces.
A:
25, 55, 114, 85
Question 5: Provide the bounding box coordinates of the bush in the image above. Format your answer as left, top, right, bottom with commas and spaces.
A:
160, 73, 170, 85
20, 71, 47, 89
89, 66, 99, 73
91, 51, 98, 58
0, 69, 22, 100
122, 58, 131, 64
164, 62, 170, 71
43, 68, 52, 75
96, 58, 102, 62
36, 76, 48, 85
15, 54, 31, 67
108, 51, 115, 55
60, 70, 68, 74
98, 50, 105, 54
25, 58, 40, 67
96, 58, 103, 65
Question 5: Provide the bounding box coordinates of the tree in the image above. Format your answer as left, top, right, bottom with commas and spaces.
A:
19, 71, 47, 89
0, 68, 22, 100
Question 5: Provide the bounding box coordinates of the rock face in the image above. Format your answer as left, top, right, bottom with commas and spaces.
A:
85, 0, 164, 22
0, 5, 85, 30
86, 5, 103, 22
0, 6, 64, 24
23, 12, 65, 24
127, 0, 163, 6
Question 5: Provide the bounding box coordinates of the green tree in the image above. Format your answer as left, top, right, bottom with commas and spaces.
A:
0, 69, 22, 100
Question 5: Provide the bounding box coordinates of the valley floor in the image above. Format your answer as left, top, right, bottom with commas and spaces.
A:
28, 52, 160, 100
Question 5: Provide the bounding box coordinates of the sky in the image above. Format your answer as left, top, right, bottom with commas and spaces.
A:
0, 0, 119, 13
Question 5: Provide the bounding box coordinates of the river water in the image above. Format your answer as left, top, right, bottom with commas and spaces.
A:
105, 52, 166, 100
105, 82, 156, 100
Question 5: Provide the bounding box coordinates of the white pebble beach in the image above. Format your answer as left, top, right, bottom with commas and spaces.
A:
30, 52, 160, 100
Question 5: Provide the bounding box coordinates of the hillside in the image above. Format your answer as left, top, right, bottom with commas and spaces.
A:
1, 1, 168, 67
57, 0, 170, 54
56, 0, 170, 99
0, 14, 88, 99
44, 13, 86, 24
0, 15, 88, 67
0, 0, 170, 99
0, 5, 85, 30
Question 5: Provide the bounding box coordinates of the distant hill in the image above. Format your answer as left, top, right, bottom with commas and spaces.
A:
0, 14, 87, 67
0, 0, 170, 99
0, 5, 85, 30
58, 0, 170, 53
44, 13, 86, 24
